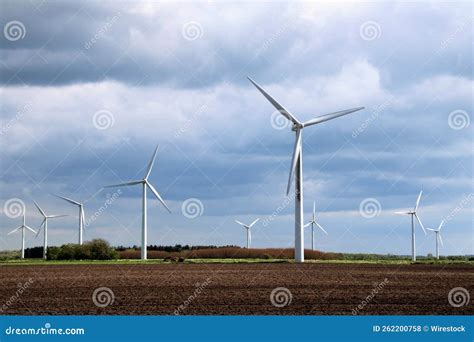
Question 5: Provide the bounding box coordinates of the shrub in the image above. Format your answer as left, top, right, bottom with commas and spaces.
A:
46, 246, 61, 260
44, 239, 117, 260
88, 239, 117, 260
24, 246, 43, 258
57, 244, 76, 260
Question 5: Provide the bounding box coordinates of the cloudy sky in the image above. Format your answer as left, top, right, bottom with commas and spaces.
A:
0, 1, 472, 256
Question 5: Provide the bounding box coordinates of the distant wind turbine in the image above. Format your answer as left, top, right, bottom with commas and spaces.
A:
8, 212, 37, 259
248, 77, 364, 262
33, 200, 68, 259
55, 194, 85, 245
395, 191, 426, 261
304, 202, 327, 250
426, 220, 445, 260
235, 218, 260, 248
104, 144, 171, 260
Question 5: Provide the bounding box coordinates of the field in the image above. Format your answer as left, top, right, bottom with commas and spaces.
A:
0, 262, 472, 315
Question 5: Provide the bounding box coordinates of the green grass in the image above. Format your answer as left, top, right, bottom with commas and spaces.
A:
0, 258, 472, 266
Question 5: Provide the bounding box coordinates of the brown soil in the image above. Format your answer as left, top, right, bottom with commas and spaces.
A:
0, 263, 472, 315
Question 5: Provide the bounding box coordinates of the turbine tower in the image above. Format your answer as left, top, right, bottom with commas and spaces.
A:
248, 77, 363, 262
55, 194, 85, 245
426, 220, 444, 260
104, 144, 171, 260
304, 202, 327, 250
395, 191, 426, 261
33, 200, 68, 259
8, 212, 37, 259
235, 218, 260, 248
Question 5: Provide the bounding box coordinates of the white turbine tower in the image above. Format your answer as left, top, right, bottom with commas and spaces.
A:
248, 77, 364, 262
33, 200, 68, 259
426, 220, 445, 260
8, 212, 37, 259
104, 144, 171, 260
395, 191, 426, 261
55, 194, 85, 245
235, 218, 260, 249
304, 202, 327, 250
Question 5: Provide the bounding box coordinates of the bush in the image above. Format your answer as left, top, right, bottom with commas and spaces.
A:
57, 244, 76, 260
46, 239, 117, 260
89, 239, 117, 260
46, 246, 60, 260
24, 246, 43, 258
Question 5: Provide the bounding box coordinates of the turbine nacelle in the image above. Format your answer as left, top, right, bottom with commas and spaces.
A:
247, 76, 364, 196
291, 123, 302, 132
235, 218, 260, 249
54, 194, 86, 244
394, 190, 427, 262
427, 220, 445, 247
248, 76, 364, 263
103, 144, 171, 260
103, 144, 171, 214
394, 190, 426, 235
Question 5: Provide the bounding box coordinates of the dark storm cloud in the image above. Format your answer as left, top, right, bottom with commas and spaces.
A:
1, 2, 471, 87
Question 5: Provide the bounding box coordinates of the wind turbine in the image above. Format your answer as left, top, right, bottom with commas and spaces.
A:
8, 212, 37, 259
426, 220, 444, 260
104, 144, 171, 260
55, 194, 85, 245
235, 218, 260, 248
304, 202, 327, 250
395, 191, 426, 261
248, 77, 364, 262
33, 200, 68, 259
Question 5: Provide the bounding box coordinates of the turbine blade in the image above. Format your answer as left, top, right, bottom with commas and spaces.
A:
248, 218, 260, 228
144, 144, 160, 180
425, 228, 435, 231
286, 128, 302, 195
438, 233, 444, 247
25, 225, 37, 234
7, 226, 21, 235
55, 194, 81, 206
313, 201, 316, 220
302, 107, 364, 127
415, 190, 422, 212
234, 220, 246, 226
303, 222, 312, 228
414, 213, 426, 235
47, 214, 68, 219
394, 211, 409, 215
33, 200, 46, 217
247, 77, 301, 125
81, 208, 86, 231
438, 220, 445, 231
316, 222, 328, 235
103, 180, 142, 188
146, 182, 171, 213
35, 220, 45, 238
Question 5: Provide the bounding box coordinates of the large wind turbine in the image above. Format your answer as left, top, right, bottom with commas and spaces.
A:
33, 200, 68, 259
235, 218, 260, 248
248, 77, 364, 262
395, 191, 426, 261
426, 220, 445, 260
304, 202, 327, 250
55, 194, 85, 245
8, 212, 37, 259
104, 144, 171, 260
